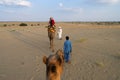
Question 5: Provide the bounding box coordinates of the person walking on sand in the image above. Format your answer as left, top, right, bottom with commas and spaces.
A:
57, 26, 62, 40
64, 36, 72, 63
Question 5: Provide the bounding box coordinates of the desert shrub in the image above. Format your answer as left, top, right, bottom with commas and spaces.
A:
31, 24, 33, 26
37, 24, 40, 26
12, 24, 15, 26
3, 24, 7, 27
19, 23, 27, 26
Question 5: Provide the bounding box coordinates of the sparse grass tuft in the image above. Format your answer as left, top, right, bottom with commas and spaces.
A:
113, 53, 120, 60
75, 38, 87, 43
45, 26, 48, 28
10, 29, 16, 32
95, 61, 105, 67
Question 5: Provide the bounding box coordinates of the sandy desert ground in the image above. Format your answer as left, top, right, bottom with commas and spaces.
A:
0, 22, 120, 80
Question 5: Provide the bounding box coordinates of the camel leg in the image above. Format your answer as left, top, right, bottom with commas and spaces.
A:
48, 30, 55, 52
51, 32, 55, 52
49, 39, 54, 52
51, 39, 54, 52
49, 39, 52, 49
48, 31, 52, 49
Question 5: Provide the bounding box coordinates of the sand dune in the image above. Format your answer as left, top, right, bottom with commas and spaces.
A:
0, 22, 120, 80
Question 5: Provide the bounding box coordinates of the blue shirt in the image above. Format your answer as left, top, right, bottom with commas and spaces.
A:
64, 40, 72, 53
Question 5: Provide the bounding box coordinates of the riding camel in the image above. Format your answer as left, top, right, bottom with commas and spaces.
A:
47, 17, 56, 52
47, 26, 56, 52
43, 49, 64, 80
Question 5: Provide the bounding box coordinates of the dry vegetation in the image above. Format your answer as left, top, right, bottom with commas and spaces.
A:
0, 21, 120, 27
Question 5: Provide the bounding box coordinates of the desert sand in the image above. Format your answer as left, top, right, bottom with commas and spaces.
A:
0, 22, 120, 80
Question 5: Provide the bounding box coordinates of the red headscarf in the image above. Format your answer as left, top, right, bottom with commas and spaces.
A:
49, 17, 55, 26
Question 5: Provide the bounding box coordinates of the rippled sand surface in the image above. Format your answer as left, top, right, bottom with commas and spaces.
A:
0, 22, 120, 80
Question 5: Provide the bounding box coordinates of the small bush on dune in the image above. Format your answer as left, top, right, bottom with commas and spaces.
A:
37, 24, 40, 26
12, 24, 15, 26
3, 24, 7, 27
19, 23, 27, 26
31, 24, 33, 26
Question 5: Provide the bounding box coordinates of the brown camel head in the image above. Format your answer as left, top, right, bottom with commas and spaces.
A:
43, 49, 64, 80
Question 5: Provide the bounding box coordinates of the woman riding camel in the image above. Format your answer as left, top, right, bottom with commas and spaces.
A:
49, 17, 55, 27
47, 17, 56, 52
48, 17, 56, 35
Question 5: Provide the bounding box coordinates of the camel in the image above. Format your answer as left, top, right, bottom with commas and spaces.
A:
47, 26, 55, 52
43, 49, 64, 80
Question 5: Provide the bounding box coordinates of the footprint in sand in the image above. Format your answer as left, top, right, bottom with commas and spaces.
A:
30, 56, 41, 80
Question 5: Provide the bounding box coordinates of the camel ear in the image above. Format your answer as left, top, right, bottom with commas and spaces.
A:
43, 56, 47, 64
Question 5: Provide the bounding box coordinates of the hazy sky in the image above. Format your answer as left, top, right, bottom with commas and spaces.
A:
0, 0, 120, 21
